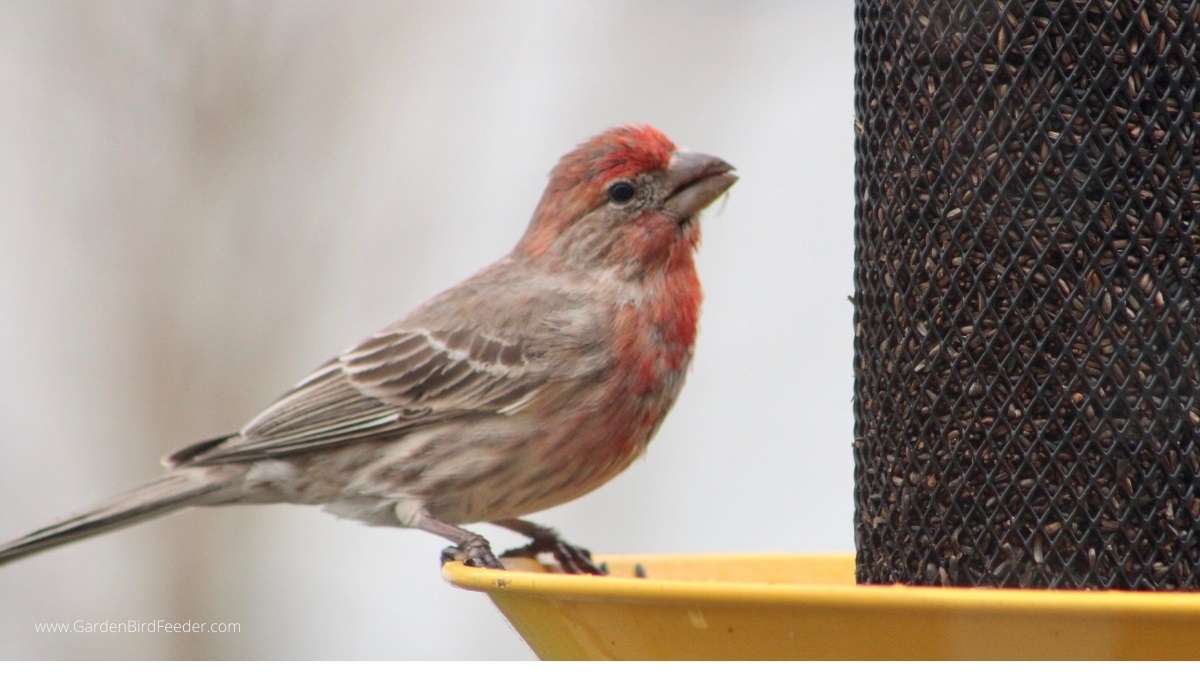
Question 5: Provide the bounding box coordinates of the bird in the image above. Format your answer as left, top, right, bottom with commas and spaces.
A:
0, 124, 736, 574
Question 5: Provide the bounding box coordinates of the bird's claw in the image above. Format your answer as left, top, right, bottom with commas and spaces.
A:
501, 535, 606, 575
440, 543, 503, 570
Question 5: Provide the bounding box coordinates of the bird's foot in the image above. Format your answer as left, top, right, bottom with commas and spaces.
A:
440, 538, 503, 570
501, 534, 606, 576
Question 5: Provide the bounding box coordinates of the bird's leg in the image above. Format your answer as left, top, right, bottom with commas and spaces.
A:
404, 506, 503, 570
492, 518, 605, 575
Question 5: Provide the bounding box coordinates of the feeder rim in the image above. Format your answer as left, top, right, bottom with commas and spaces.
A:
444, 552, 1200, 616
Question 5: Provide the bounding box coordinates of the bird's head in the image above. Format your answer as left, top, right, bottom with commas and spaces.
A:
517, 125, 736, 277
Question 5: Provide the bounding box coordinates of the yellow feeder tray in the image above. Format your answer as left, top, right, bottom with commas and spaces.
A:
444, 553, 1200, 659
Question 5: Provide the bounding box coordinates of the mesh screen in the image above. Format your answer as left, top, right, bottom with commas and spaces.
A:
852, 0, 1200, 588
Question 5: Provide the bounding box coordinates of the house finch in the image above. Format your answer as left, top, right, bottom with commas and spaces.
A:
0, 125, 735, 574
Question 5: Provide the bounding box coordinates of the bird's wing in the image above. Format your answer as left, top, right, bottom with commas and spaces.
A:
168, 326, 549, 466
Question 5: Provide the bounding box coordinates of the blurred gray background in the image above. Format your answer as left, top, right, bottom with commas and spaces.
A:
0, 0, 855, 659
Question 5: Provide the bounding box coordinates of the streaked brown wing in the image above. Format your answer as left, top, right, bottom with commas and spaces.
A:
343, 328, 541, 412
172, 328, 547, 466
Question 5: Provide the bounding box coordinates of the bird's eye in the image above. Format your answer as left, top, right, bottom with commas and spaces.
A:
607, 181, 636, 204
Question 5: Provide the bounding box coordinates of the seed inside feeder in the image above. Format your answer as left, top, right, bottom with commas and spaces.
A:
853, 0, 1200, 589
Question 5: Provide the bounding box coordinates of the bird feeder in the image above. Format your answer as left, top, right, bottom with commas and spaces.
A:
447, 0, 1200, 658
853, 0, 1200, 590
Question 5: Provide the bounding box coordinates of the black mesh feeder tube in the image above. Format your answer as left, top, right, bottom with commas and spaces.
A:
853, 0, 1200, 588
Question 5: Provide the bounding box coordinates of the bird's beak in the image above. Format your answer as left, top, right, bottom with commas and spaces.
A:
662, 151, 737, 222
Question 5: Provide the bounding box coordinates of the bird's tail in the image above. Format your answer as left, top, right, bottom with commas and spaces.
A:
0, 471, 231, 567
